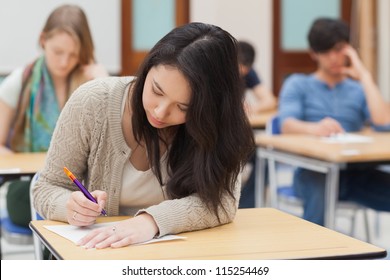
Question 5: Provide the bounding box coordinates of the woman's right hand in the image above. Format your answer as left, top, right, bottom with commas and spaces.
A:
66, 190, 107, 226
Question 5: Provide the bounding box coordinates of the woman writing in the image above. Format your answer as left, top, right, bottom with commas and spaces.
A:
33, 22, 254, 248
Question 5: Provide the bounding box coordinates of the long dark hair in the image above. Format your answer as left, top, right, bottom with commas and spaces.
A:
131, 22, 254, 219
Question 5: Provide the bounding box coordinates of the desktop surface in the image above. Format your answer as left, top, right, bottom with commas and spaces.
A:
30, 208, 386, 260
0, 152, 46, 175
256, 132, 390, 163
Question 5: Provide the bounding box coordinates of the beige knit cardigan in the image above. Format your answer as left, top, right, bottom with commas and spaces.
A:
33, 77, 240, 237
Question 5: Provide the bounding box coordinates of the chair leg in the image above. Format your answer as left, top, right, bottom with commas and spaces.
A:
363, 209, 371, 243
32, 234, 44, 260
349, 209, 357, 237
375, 212, 381, 238
268, 159, 278, 208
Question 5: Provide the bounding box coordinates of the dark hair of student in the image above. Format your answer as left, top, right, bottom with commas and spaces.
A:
130, 22, 254, 220
237, 41, 256, 67
308, 18, 350, 53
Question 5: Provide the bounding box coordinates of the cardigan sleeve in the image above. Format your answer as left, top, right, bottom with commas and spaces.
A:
32, 80, 106, 221
136, 175, 241, 237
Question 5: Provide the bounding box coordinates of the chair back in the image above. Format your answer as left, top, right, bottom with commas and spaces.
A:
29, 172, 44, 259
29, 173, 43, 221
266, 115, 281, 135
1, 178, 34, 255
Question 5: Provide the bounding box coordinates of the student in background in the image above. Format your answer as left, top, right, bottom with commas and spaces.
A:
0, 4, 108, 228
278, 18, 390, 225
237, 41, 276, 208
33, 22, 254, 248
237, 41, 276, 114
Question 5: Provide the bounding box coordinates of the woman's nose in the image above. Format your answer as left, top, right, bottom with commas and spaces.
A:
154, 104, 169, 119
59, 55, 70, 67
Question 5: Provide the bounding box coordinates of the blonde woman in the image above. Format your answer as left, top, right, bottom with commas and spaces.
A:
0, 4, 108, 227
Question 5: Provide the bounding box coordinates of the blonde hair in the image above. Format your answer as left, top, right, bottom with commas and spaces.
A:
41, 4, 96, 92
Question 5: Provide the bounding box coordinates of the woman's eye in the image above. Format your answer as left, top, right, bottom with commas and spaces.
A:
152, 88, 163, 96
178, 105, 188, 112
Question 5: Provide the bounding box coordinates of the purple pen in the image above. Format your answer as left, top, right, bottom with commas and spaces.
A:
63, 167, 107, 216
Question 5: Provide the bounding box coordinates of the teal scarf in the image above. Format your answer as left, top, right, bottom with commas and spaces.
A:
8, 56, 61, 152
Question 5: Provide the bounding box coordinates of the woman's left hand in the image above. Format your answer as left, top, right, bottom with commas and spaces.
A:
76, 213, 159, 249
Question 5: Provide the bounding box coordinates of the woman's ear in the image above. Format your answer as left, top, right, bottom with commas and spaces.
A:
39, 32, 46, 48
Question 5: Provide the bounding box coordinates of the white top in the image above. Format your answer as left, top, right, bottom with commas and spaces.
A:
0, 67, 23, 108
120, 161, 166, 216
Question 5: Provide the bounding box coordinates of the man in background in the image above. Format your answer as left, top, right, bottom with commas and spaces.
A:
278, 18, 390, 225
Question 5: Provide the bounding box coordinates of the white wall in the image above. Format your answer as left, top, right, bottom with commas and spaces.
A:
1, 0, 388, 100
0, 0, 121, 74
190, 0, 273, 91
378, 0, 390, 101
191, 0, 390, 100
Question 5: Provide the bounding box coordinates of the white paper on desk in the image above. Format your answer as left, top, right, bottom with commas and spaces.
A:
44, 222, 186, 246
0, 168, 21, 174
321, 133, 373, 144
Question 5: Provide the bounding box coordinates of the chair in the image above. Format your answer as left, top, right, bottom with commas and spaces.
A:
29, 172, 44, 260
0, 179, 34, 259
0, 216, 33, 245
265, 116, 371, 241
1, 178, 34, 245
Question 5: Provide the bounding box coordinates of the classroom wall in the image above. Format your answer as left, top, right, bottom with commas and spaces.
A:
1, 0, 388, 99
190, 0, 273, 91
0, 0, 121, 74
378, 0, 390, 101
0, 0, 272, 88
191, 0, 390, 99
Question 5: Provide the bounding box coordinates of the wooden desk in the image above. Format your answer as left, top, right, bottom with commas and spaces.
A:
0, 152, 46, 180
30, 208, 386, 260
255, 132, 390, 228
248, 110, 276, 129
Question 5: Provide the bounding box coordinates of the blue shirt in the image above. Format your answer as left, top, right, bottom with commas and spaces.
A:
278, 74, 390, 132
244, 68, 261, 89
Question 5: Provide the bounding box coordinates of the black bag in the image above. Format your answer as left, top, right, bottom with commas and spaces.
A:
6, 180, 31, 227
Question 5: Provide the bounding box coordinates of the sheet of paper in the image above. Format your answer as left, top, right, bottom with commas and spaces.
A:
340, 149, 361, 156
0, 168, 21, 174
44, 221, 186, 246
321, 133, 373, 144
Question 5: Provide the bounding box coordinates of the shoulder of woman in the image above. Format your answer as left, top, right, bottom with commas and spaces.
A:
81, 63, 109, 80
68, 77, 132, 105
0, 67, 24, 108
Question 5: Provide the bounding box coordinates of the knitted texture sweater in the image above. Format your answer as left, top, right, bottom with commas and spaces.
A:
33, 77, 240, 236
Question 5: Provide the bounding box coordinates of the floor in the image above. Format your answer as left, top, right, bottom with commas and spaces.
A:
1, 172, 389, 260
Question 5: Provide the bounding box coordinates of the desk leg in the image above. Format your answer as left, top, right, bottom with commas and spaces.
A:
268, 158, 278, 208
324, 164, 340, 229
255, 149, 266, 208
